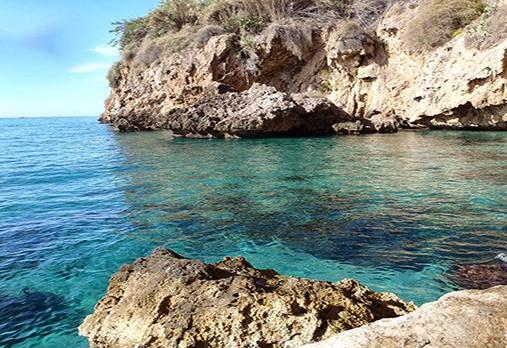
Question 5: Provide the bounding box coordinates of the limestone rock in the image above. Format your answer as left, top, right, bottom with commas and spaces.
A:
101, 0, 507, 133
326, 1, 507, 130
333, 121, 364, 135
304, 286, 507, 348
79, 248, 415, 348
114, 83, 350, 137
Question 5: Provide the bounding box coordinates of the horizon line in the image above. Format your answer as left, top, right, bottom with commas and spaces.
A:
0, 115, 100, 119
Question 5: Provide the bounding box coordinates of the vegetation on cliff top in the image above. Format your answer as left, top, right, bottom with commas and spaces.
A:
107, 0, 504, 87
404, 0, 486, 51
110, 0, 392, 51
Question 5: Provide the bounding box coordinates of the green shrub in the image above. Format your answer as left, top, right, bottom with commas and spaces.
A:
111, 17, 149, 49
404, 0, 485, 51
148, 0, 202, 36
107, 62, 123, 88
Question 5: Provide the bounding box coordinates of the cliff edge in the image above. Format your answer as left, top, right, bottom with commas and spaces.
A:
101, 0, 507, 136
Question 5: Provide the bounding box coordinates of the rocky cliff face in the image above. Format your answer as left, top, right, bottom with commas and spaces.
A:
304, 285, 507, 348
79, 249, 415, 348
101, 0, 507, 135
327, 0, 507, 130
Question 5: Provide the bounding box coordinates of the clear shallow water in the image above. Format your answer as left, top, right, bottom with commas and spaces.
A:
0, 117, 506, 347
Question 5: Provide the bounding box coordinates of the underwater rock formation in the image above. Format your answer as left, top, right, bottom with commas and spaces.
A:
449, 262, 507, 289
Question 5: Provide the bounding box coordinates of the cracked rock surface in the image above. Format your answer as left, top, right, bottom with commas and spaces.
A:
304, 285, 507, 348
79, 248, 415, 348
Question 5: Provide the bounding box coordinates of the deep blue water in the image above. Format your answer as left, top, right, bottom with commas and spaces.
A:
0, 117, 506, 347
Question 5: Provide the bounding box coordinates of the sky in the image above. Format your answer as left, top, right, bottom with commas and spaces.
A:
0, 0, 159, 117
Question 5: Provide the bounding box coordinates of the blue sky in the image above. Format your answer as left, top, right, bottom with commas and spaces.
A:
0, 0, 159, 117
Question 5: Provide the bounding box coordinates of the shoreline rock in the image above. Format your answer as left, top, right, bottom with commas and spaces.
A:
111, 84, 351, 137
79, 248, 415, 348
304, 285, 507, 348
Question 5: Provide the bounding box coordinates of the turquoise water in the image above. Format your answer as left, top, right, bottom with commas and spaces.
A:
0, 117, 506, 347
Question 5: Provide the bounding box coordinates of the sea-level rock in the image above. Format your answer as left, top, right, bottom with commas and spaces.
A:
79, 248, 415, 348
102, 0, 507, 134
304, 285, 507, 348
110, 84, 350, 137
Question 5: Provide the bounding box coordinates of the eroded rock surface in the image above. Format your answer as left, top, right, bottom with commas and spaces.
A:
102, 1, 507, 134
304, 285, 507, 348
161, 84, 350, 137
79, 248, 415, 348
112, 83, 350, 137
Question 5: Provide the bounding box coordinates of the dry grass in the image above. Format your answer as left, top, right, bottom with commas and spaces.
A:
195, 25, 227, 47
465, 4, 507, 50
113, 0, 395, 50
404, 0, 485, 51
110, 0, 396, 77
264, 21, 314, 59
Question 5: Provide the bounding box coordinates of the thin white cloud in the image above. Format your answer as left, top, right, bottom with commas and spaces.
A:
68, 62, 111, 74
90, 45, 118, 57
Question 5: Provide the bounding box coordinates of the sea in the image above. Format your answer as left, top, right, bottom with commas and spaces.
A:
0, 117, 506, 347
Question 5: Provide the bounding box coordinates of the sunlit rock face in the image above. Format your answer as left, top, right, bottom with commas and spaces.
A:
108, 83, 351, 137
304, 285, 507, 348
325, 1, 507, 130
79, 248, 415, 348
101, 1, 507, 135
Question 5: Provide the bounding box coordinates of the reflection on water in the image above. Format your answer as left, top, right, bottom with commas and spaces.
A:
0, 117, 506, 347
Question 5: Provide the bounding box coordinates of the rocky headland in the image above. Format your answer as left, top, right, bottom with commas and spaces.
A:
79, 249, 507, 348
101, 0, 507, 136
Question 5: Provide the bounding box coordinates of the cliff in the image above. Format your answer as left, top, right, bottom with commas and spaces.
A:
101, 0, 507, 136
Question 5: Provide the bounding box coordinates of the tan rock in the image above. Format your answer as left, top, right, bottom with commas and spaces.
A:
101, 0, 507, 133
303, 286, 507, 348
79, 249, 415, 348
326, 1, 507, 129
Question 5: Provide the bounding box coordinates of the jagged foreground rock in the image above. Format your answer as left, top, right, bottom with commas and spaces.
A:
304, 285, 507, 348
101, 0, 507, 135
79, 249, 415, 348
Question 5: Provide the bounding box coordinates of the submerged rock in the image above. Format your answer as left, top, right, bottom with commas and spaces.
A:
448, 262, 507, 290
304, 285, 507, 348
79, 248, 415, 348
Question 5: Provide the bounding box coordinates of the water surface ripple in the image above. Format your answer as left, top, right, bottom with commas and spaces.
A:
0, 117, 506, 347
